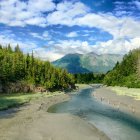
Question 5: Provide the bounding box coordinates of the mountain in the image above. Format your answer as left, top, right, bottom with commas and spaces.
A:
52, 52, 123, 73
52, 53, 90, 73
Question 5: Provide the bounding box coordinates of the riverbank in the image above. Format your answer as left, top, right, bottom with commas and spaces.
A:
0, 89, 110, 140
0, 91, 66, 111
76, 84, 92, 89
93, 86, 140, 119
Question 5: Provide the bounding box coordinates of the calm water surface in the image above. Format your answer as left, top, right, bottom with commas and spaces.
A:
48, 87, 140, 140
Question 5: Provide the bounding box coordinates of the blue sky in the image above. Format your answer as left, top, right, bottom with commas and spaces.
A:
0, 0, 140, 61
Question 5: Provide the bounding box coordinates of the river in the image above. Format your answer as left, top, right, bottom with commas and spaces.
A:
48, 86, 140, 140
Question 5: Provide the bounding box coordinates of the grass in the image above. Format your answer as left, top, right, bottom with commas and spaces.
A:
75, 84, 91, 89
108, 86, 140, 100
0, 91, 65, 111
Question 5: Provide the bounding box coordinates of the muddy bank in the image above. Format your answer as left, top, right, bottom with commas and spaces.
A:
0, 93, 109, 140
93, 86, 140, 119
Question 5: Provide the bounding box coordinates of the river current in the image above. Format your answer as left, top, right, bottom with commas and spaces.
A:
48, 87, 140, 140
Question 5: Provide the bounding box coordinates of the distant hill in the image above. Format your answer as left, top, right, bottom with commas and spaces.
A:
52, 52, 123, 73
104, 49, 140, 88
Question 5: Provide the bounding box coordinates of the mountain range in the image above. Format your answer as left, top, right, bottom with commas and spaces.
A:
52, 52, 123, 73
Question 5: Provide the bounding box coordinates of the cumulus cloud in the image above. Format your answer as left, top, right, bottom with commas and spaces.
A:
93, 37, 140, 55
46, 1, 90, 26
1, 30, 140, 61
0, 0, 89, 27
30, 33, 44, 40
0, 0, 140, 61
47, 36, 140, 61
1, 0, 140, 41
75, 13, 140, 40
131, 0, 140, 10
42, 31, 51, 40
46, 4, 140, 40
66, 32, 78, 38
33, 37, 140, 61
54, 40, 92, 55
27, 0, 55, 12
0, 34, 37, 53
30, 31, 51, 40
0, 0, 55, 27
36, 40, 93, 61
33, 48, 63, 61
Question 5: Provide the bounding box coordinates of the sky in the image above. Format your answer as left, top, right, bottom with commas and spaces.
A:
0, 0, 140, 61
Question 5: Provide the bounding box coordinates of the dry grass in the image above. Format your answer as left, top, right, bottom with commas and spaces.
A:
108, 86, 140, 100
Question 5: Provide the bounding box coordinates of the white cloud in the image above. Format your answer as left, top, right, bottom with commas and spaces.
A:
66, 32, 78, 38
0, 0, 89, 27
93, 37, 140, 54
27, 0, 55, 13
43, 37, 140, 61
32, 38, 94, 61
30, 33, 44, 40
75, 13, 140, 43
0, 32, 58, 61
1, 29, 140, 62
30, 31, 51, 40
48, 41, 55, 45
1, 0, 140, 42
33, 48, 63, 61
131, 1, 140, 10
46, 7, 140, 40
25, 17, 46, 27
46, 1, 90, 26
55, 40, 92, 54
1, 0, 140, 61
82, 34, 89, 37
0, 0, 55, 27
42, 31, 51, 40
0, 34, 37, 53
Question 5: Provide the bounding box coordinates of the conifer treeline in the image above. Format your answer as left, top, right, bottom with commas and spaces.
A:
0, 44, 75, 92
74, 73, 105, 84
103, 48, 140, 88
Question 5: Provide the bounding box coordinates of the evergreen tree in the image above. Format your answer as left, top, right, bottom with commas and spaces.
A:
15, 44, 21, 53
0, 44, 2, 49
74, 73, 105, 84
0, 44, 75, 93
104, 48, 140, 88
7, 44, 12, 52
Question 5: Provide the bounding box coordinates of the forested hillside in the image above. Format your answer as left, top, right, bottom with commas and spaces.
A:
0, 44, 75, 93
74, 73, 105, 84
104, 48, 140, 88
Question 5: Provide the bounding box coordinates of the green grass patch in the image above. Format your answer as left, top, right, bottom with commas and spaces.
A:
0, 91, 65, 111
75, 84, 91, 89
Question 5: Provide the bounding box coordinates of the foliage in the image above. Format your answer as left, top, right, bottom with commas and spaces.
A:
74, 73, 105, 84
0, 44, 75, 93
104, 48, 140, 88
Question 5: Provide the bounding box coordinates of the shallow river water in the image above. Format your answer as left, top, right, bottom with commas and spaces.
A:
48, 87, 140, 140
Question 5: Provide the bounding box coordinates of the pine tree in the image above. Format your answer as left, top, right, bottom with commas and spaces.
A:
15, 44, 21, 53
0, 44, 75, 93
0, 44, 2, 49
7, 44, 12, 52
